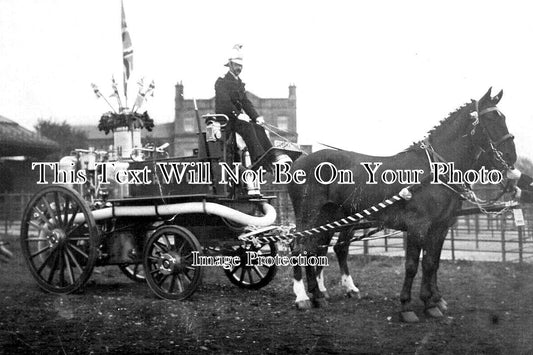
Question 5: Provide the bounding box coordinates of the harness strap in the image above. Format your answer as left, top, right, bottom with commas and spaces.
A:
479, 106, 499, 116
493, 133, 514, 147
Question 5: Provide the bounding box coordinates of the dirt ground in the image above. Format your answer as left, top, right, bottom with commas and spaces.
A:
1, 233, 533, 355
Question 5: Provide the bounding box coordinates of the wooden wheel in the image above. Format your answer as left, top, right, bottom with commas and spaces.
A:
20, 186, 99, 294
118, 263, 146, 282
223, 242, 277, 290
143, 225, 203, 300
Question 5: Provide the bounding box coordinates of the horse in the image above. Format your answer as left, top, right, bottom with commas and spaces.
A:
287, 88, 516, 322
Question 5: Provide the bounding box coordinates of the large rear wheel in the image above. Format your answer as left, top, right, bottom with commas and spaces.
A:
20, 186, 99, 294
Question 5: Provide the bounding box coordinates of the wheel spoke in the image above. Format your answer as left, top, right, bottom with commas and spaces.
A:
246, 268, 254, 284
163, 234, 172, 250
67, 222, 85, 236
155, 273, 169, 286
68, 243, 89, 261
54, 192, 62, 227
153, 241, 168, 253
42, 195, 59, 226
252, 265, 265, 279
67, 236, 90, 241
67, 205, 80, 229
148, 256, 160, 263
64, 251, 75, 285
58, 246, 66, 286
239, 264, 246, 282
181, 269, 192, 282
32, 207, 51, 226
63, 196, 71, 225
65, 247, 84, 274
176, 241, 185, 254
28, 220, 49, 234
230, 265, 241, 275
25, 237, 49, 242
47, 250, 60, 284
36, 248, 56, 275
30, 244, 52, 259
175, 274, 184, 293
168, 274, 177, 293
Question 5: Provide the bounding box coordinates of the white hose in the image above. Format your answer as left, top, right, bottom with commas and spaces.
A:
74, 201, 277, 227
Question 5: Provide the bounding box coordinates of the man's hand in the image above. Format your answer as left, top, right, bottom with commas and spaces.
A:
255, 116, 265, 125
237, 113, 251, 122
506, 168, 522, 180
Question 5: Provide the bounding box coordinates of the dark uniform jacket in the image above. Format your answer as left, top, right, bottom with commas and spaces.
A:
215, 72, 259, 122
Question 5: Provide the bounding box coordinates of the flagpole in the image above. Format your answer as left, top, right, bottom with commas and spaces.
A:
91, 83, 117, 113
121, 0, 133, 111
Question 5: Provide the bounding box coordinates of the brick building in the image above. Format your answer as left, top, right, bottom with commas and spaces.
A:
78, 82, 304, 157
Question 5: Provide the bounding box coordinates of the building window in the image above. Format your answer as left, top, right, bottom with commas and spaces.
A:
277, 116, 289, 131
183, 116, 195, 132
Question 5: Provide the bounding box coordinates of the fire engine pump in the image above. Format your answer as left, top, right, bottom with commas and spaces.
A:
57, 123, 166, 268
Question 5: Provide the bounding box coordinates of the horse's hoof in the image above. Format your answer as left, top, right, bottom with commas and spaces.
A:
346, 290, 361, 299
295, 300, 313, 310
400, 311, 419, 323
425, 307, 444, 318
312, 297, 328, 308
436, 298, 448, 312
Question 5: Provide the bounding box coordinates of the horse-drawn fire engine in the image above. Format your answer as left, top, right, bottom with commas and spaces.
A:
19, 106, 301, 300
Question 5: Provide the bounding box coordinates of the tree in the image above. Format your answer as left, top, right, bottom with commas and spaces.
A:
35, 119, 88, 160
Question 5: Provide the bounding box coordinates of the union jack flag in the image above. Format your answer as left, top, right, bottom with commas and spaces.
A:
121, 0, 133, 98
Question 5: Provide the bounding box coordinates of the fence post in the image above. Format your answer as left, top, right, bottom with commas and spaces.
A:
3, 191, 8, 237
363, 228, 369, 256
518, 225, 523, 264
501, 215, 506, 263
475, 214, 480, 249
450, 227, 455, 261
384, 228, 388, 252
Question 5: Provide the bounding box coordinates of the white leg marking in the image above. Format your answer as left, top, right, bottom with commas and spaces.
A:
293, 279, 310, 303
316, 270, 327, 293
341, 274, 360, 293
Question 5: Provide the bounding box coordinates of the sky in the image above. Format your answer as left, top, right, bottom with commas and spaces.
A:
2, 0, 533, 157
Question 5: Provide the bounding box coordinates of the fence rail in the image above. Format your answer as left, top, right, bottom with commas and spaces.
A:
2, 190, 533, 263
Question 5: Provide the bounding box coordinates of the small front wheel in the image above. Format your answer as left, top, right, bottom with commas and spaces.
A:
223, 242, 277, 290
143, 225, 203, 300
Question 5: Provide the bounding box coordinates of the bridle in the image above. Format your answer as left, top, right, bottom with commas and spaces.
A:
469, 100, 515, 171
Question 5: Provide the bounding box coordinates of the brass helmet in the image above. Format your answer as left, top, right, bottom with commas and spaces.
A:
225, 44, 243, 66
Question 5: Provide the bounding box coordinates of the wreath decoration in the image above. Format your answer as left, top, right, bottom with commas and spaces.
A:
98, 111, 155, 135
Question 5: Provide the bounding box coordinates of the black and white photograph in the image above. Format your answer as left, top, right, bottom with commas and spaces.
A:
1, 1, 533, 354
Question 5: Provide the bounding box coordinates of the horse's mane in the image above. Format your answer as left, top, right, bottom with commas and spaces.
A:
406, 100, 474, 151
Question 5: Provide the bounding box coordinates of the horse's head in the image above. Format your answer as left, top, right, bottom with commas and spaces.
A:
470, 87, 516, 171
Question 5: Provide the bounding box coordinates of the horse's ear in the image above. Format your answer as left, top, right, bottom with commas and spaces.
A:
479, 87, 492, 103
492, 89, 503, 104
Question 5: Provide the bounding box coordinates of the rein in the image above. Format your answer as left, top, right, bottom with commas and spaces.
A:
262, 122, 308, 155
